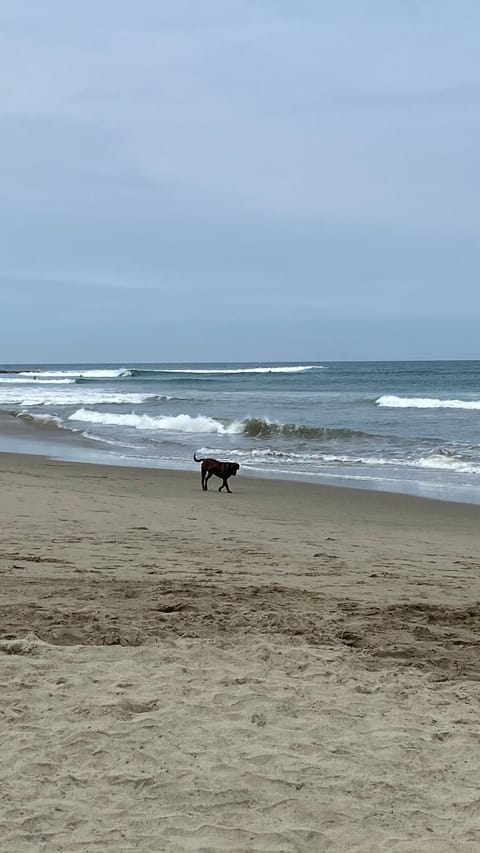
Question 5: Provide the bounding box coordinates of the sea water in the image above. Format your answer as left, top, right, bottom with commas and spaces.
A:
1, 361, 479, 504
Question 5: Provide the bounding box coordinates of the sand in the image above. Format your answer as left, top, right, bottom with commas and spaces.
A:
1, 453, 480, 852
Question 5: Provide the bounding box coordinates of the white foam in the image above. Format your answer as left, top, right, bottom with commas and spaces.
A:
81, 431, 141, 449
68, 409, 244, 435
0, 390, 164, 406
18, 368, 132, 379
195, 446, 480, 476
376, 395, 480, 410
323, 452, 480, 476
16, 412, 62, 427
414, 454, 480, 474
0, 378, 75, 385
154, 365, 323, 375
312, 451, 480, 475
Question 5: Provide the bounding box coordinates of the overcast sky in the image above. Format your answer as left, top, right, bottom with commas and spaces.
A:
1, 1, 479, 362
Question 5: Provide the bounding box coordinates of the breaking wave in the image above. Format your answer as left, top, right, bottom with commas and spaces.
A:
15, 412, 63, 428
17, 368, 133, 380
130, 365, 324, 376
0, 390, 169, 406
66, 410, 377, 440
242, 417, 375, 440
68, 409, 244, 435
376, 395, 480, 410
10, 410, 480, 480
7, 365, 324, 382
0, 377, 76, 385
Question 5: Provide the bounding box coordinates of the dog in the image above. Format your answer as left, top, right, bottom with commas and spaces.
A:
194, 453, 240, 493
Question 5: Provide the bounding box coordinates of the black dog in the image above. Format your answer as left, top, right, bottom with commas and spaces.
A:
194, 453, 240, 493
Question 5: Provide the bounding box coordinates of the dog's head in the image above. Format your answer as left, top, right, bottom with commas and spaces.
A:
231, 462, 240, 476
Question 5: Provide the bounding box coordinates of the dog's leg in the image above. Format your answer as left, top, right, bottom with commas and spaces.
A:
204, 471, 213, 491
219, 478, 232, 493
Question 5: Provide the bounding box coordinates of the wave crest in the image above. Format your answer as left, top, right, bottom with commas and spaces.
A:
376, 395, 480, 410
68, 409, 244, 435
243, 417, 374, 440
66, 410, 378, 439
18, 368, 132, 380
131, 365, 324, 376
0, 390, 169, 406
0, 377, 75, 385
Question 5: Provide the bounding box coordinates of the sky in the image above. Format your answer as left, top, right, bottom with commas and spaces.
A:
1, 0, 479, 362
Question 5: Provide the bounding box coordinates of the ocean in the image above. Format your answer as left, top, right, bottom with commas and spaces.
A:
1, 361, 480, 504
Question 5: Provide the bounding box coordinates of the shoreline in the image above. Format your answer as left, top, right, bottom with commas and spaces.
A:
2, 408, 480, 507
3, 443, 480, 514
2, 448, 480, 539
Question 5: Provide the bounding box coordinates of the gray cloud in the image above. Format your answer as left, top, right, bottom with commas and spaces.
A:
1, 1, 479, 360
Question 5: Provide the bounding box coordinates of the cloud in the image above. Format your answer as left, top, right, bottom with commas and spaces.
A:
1, 1, 479, 359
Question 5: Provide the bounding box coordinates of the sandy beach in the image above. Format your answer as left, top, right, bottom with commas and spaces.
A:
1, 453, 480, 852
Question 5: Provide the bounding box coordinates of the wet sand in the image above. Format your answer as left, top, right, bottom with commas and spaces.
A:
1, 453, 480, 852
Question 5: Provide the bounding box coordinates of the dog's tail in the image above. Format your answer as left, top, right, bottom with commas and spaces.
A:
193, 453, 204, 463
